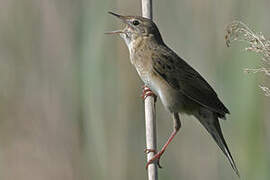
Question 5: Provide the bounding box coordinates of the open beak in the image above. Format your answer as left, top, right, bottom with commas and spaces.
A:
105, 12, 127, 35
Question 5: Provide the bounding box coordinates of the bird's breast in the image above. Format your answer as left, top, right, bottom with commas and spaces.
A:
129, 42, 153, 82
128, 38, 186, 112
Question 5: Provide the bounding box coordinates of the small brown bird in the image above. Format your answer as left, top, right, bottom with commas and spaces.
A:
106, 12, 239, 176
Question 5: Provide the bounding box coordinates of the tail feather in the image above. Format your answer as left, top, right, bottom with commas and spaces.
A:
195, 110, 240, 177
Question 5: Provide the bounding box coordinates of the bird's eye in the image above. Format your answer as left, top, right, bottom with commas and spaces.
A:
132, 20, 140, 26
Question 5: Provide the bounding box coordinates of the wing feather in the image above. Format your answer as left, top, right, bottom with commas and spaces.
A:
152, 46, 229, 116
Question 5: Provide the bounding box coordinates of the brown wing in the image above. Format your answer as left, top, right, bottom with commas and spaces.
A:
152, 45, 229, 117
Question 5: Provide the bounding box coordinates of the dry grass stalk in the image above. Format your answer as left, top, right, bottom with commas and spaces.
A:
142, 0, 158, 180
225, 20, 270, 96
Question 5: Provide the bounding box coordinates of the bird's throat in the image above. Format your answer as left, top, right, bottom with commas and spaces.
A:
125, 36, 147, 55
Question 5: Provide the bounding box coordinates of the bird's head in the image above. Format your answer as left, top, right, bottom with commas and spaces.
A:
106, 12, 163, 46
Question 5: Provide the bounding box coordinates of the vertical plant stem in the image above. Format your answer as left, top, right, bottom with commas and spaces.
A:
141, 1, 158, 180
142, 0, 152, 19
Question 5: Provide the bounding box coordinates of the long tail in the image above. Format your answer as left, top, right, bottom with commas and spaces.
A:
195, 109, 240, 177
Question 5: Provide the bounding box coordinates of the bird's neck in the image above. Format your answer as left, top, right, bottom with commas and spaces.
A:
128, 36, 162, 73
128, 36, 144, 55
129, 35, 161, 55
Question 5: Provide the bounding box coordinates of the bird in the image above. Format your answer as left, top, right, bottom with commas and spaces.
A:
106, 11, 239, 176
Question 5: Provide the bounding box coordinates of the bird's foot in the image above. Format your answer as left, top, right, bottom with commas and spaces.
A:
141, 85, 157, 102
145, 150, 165, 169
144, 148, 156, 154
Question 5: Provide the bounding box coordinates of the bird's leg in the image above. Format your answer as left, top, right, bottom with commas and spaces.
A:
146, 113, 181, 169
141, 85, 157, 102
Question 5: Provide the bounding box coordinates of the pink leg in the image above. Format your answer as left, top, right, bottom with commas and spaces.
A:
146, 113, 181, 169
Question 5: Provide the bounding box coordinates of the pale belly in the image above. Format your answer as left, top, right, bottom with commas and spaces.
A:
138, 70, 188, 113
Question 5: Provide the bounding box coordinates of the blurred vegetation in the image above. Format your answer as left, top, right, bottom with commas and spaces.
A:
0, 0, 269, 180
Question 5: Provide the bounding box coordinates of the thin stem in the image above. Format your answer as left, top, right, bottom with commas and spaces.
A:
141, 1, 158, 180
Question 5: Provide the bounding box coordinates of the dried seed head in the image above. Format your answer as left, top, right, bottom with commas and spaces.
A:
225, 20, 270, 96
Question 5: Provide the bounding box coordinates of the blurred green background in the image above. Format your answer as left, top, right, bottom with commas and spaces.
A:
0, 0, 269, 179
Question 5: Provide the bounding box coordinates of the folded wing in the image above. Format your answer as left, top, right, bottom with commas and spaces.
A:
152, 45, 229, 117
